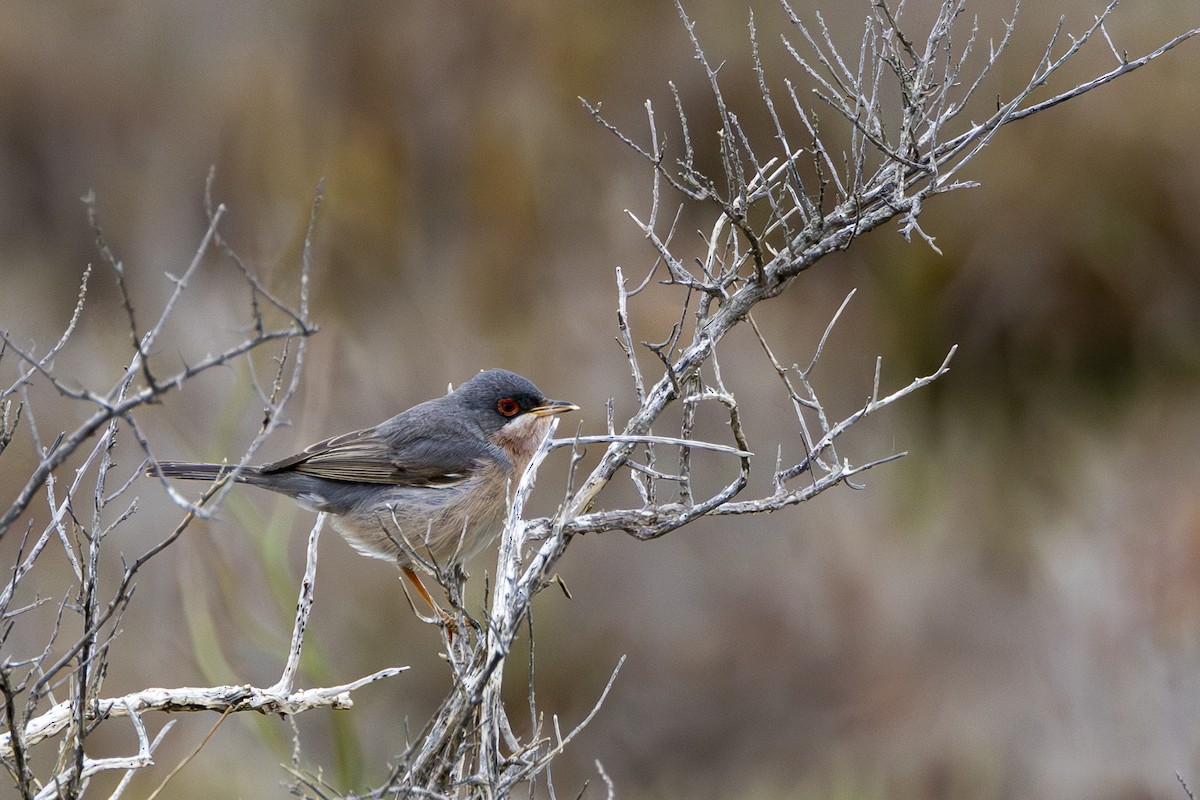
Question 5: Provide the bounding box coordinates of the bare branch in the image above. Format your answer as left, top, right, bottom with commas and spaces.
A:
0, 673, 407, 760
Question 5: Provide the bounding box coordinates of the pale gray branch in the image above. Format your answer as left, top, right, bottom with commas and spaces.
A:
0, 673, 407, 760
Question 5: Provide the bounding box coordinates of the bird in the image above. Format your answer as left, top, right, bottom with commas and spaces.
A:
150, 369, 577, 625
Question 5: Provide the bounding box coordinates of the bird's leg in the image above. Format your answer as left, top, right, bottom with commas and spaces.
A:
402, 566, 458, 638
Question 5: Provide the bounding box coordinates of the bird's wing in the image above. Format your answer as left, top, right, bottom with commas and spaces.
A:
261, 428, 489, 486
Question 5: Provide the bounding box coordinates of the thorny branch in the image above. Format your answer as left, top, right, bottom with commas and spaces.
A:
572, 0, 1198, 538
0, 183, 407, 798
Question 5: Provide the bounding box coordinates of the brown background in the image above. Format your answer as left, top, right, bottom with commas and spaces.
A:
2, 1, 1199, 798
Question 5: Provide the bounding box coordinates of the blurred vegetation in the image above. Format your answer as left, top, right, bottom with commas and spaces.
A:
1, 1, 1198, 798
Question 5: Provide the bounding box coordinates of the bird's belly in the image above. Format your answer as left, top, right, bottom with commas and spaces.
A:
331, 476, 507, 570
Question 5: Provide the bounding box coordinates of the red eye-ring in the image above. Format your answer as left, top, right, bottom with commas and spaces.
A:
497, 397, 520, 417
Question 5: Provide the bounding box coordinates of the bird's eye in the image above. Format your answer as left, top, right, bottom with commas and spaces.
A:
496, 397, 520, 417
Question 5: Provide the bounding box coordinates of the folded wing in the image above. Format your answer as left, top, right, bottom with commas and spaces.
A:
261, 427, 493, 487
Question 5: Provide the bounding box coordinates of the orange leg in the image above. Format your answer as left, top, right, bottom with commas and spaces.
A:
402, 567, 457, 638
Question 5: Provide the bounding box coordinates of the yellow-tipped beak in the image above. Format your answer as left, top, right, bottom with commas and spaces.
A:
529, 399, 579, 417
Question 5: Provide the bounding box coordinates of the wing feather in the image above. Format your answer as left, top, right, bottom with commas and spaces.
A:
261, 427, 485, 486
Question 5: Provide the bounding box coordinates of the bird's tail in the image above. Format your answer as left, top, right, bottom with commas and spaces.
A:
151, 462, 262, 482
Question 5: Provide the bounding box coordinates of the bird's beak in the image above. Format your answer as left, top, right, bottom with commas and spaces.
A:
529, 399, 579, 417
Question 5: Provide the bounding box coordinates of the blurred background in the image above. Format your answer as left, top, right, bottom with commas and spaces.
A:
1, 1, 1199, 798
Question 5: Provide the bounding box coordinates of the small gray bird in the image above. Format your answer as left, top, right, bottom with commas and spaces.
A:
152, 369, 577, 620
